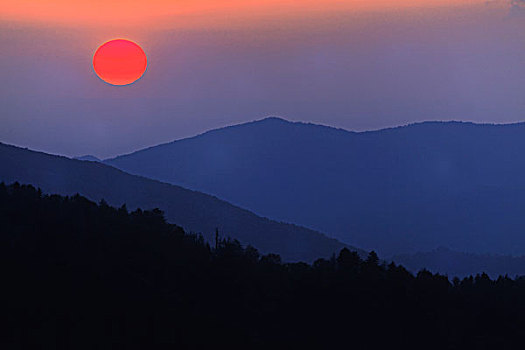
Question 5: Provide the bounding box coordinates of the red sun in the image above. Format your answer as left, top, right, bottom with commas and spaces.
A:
93, 39, 147, 86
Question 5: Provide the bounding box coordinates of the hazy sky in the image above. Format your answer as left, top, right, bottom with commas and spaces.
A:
1, 0, 524, 158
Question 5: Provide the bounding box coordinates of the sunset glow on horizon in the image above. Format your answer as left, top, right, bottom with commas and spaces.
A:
1, 0, 523, 158
2, 0, 487, 28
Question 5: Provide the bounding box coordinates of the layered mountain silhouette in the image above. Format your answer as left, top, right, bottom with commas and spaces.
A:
0, 142, 354, 262
106, 117, 525, 256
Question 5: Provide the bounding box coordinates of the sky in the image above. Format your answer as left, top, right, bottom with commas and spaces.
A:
1, 0, 524, 158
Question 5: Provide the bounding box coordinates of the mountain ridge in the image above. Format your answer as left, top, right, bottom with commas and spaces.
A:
105, 118, 525, 257
104, 117, 525, 161
0, 141, 357, 262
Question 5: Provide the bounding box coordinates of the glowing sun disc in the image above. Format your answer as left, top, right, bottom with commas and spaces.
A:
93, 39, 147, 86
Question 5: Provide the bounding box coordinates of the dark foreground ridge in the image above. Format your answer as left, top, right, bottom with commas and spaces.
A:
2, 183, 525, 349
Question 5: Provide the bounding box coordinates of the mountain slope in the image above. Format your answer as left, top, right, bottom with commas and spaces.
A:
106, 117, 525, 256
0, 142, 354, 262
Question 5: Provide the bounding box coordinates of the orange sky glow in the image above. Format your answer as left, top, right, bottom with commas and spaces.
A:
2, 0, 486, 28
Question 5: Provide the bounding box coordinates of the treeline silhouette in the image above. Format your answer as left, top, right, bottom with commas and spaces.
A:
2, 182, 525, 349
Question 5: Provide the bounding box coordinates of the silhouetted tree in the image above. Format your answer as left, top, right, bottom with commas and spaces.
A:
337, 247, 361, 273
366, 251, 379, 266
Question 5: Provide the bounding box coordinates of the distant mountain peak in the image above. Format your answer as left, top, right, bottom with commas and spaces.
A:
225, 116, 294, 129
228, 116, 352, 134
258, 115, 290, 122
216, 116, 294, 130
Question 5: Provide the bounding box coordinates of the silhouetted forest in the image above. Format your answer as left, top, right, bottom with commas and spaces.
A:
2, 183, 525, 349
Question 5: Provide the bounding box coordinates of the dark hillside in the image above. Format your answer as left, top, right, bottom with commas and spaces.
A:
2, 183, 525, 349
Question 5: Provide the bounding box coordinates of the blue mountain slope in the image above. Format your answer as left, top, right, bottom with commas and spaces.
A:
0, 142, 355, 262
106, 118, 525, 256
